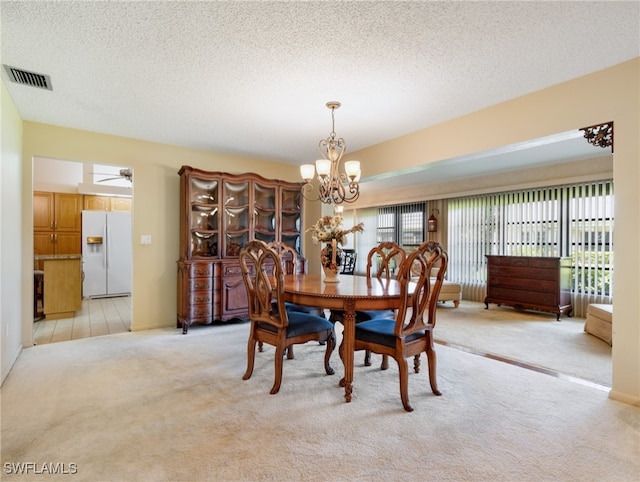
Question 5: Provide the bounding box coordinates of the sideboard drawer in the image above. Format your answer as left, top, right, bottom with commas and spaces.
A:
189, 277, 212, 292
189, 262, 213, 278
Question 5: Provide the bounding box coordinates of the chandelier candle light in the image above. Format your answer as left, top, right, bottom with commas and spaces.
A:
300, 101, 362, 204
307, 215, 364, 282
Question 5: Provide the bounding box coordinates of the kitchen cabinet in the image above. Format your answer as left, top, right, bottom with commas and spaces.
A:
33, 192, 82, 269
484, 255, 573, 320
176, 166, 304, 333
83, 195, 132, 211
34, 192, 82, 232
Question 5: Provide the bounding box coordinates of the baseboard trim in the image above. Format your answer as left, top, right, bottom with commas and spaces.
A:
608, 390, 640, 406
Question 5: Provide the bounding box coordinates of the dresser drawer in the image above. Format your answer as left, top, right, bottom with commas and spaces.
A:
223, 263, 243, 276
189, 262, 213, 278
488, 274, 559, 290
190, 290, 212, 304
189, 277, 212, 291
488, 265, 560, 281
188, 303, 212, 319
489, 287, 559, 306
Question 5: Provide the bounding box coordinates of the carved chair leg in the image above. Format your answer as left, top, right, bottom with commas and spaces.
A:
413, 354, 420, 373
243, 337, 257, 381
380, 355, 389, 370
397, 356, 413, 412
258, 341, 264, 352
271, 346, 285, 394
324, 330, 336, 376
425, 339, 442, 396
364, 350, 372, 366
286, 346, 294, 359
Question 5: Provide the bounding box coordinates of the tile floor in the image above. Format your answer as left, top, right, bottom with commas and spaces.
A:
33, 296, 132, 345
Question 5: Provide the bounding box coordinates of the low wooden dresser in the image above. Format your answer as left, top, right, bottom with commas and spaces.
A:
484, 255, 572, 320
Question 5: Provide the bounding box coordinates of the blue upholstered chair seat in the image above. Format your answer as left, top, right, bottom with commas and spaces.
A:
259, 311, 334, 338
285, 302, 325, 317
272, 301, 325, 318
355, 318, 426, 347
355, 309, 395, 321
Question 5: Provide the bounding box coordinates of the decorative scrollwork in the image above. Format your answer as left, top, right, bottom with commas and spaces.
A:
579, 121, 614, 152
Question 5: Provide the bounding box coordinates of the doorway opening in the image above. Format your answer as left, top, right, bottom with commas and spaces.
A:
32, 157, 134, 345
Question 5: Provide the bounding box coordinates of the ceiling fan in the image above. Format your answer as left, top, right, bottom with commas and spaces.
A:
92, 168, 133, 183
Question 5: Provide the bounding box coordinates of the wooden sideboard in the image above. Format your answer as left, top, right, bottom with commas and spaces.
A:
484, 255, 572, 320
176, 166, 304, 333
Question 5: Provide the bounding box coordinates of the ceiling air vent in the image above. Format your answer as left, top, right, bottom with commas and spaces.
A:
3, 65, 52, 91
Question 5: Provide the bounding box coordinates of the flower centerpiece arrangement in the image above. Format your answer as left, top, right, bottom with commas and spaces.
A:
307, 215, 364, 282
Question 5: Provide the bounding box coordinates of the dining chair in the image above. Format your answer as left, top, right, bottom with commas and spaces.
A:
267, 241, 326, 359
330, 242, 407, 369
349, 240, 448, 412
239, 240, 336, 394
268, 242, 325, 318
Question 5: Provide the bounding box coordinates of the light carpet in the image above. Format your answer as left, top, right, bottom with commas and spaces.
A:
1, 315, 638, 481
434, 301, 612, 387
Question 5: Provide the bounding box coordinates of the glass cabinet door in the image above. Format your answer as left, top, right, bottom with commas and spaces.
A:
254, 183, 276, 245
189, 178, 219, 257
280, 187, 302, 253
223, 181, 250, 256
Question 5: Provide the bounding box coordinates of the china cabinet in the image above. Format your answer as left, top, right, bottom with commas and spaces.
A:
484, 255, 573, 320
177, 166, 304, 333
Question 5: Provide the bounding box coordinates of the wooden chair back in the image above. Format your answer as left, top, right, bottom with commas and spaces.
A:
268, 241, 299, 275
396, 241, 448, 334
239, 240, 287, 329
366, 242, 406, 280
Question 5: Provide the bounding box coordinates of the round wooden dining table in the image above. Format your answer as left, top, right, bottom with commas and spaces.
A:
283, 273, 406, 403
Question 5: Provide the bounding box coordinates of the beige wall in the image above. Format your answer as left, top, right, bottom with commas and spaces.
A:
348, 59, 640, 405
20, 123, 321, 337
3, 58, 638, 404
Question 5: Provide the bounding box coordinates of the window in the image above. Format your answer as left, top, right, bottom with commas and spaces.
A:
376, 203, 426, 252
348, 203, 426, 275
448, 180, 614, 313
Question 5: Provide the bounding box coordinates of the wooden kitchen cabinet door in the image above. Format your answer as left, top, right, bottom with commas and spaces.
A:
56, 233, 82, 255
83, 195, 111, 211
83, 195, 132, 211
33, 192, 54, 232
34, 233, 55, 258
54, 193, 83, 231
110, 197, 132, 211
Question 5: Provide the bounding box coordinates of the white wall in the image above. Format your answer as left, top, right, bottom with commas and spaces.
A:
33, 157, 83, 193
1, 80, 24, 383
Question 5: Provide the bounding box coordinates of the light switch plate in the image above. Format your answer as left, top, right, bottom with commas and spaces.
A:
141, 235, 152, 245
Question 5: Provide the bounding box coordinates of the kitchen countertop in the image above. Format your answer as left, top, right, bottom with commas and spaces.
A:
34, 254, 82, 261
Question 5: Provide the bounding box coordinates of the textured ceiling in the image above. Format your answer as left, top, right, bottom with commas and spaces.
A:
1, 1, 638, 184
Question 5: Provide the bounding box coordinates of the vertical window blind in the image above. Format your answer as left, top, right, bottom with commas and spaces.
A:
447, 180, 613, 316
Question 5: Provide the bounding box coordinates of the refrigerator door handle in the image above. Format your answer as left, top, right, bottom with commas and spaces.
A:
103, 226, 108, 270
104, 224, 111, 269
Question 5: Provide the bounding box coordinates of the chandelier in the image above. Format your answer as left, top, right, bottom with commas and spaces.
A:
300, 101, 361, 204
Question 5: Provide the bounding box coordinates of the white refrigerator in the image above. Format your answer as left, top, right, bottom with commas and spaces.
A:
82, 211, 132, 298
